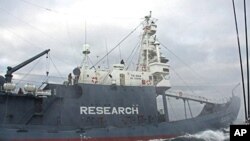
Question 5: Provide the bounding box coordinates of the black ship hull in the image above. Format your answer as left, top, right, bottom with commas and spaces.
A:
0, 84, 241, 141
0, 11, 242, 141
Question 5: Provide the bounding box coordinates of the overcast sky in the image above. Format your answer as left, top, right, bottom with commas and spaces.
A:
0, 0, 250, 97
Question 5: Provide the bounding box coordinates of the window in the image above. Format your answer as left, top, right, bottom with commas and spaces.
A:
163, 68, 169, 72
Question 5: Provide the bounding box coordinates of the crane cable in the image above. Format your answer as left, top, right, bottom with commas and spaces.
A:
126, 41, 140, 70
16, 57, 42, 85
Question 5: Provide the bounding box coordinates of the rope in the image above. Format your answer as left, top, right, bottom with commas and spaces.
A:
90, 23, 142, 69
14, 72, 66, 79
159, 41, 205, 81
232, 0, 247, 121
19, 0, 63, 14
0, 7, 66, 47
49, 56, 65, 81
87, 56, 96, 70
13, 78, 46, 84
118, 45, 122, 60
16, 57, 42, 85
0, 25, 44, 51
243, 0, 250, 119
44, 53, 50, 83
159, 40, 234, 97
126, 41, 140, 70
170, 67, 197, 95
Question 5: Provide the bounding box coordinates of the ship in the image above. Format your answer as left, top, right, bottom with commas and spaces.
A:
0, 12, 241, 141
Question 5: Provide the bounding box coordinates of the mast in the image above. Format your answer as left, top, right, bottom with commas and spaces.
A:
137, 11, 160, 72
82, 44, 90, 68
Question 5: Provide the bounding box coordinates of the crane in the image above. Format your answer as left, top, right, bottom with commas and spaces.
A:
5, 49, 50, 83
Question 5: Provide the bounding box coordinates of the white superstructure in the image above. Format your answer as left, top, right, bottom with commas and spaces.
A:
74, 12, 170, 91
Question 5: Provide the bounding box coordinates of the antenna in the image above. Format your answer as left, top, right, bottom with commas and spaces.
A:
105, 39, 110, 69
81, 20, 91, 68
85, 20, 87, 46
145, 11, 152, 23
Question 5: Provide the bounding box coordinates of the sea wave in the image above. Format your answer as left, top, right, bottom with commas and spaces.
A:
150, 128, 229, 141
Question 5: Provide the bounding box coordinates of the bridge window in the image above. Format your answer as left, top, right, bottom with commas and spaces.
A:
163, 68, 169, 72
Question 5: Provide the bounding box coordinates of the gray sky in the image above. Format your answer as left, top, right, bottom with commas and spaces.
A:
0, 0, 249, 95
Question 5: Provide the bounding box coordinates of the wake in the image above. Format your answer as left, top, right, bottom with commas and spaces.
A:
150, 128, 229, 141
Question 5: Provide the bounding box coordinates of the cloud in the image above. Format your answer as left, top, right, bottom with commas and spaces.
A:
0, 0, 249, 91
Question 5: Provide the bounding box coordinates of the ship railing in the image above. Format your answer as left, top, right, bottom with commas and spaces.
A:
165, 91, 229, 104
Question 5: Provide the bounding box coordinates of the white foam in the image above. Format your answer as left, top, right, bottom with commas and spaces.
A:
149, 128, 229, 141
183, 129, 229, 141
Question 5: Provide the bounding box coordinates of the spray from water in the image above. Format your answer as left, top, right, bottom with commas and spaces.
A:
150, 128, 230, 141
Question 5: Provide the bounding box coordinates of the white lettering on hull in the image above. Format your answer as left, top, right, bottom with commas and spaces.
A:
80, 106, 139, 115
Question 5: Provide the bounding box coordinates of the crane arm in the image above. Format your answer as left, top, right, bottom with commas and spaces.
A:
5, 49, 50, 82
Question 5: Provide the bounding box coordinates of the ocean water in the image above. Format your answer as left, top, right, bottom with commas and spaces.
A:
150, 128, 230, 141
167, 129, 229, 141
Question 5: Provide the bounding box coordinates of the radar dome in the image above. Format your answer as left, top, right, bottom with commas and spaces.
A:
82, 44, 90, 54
